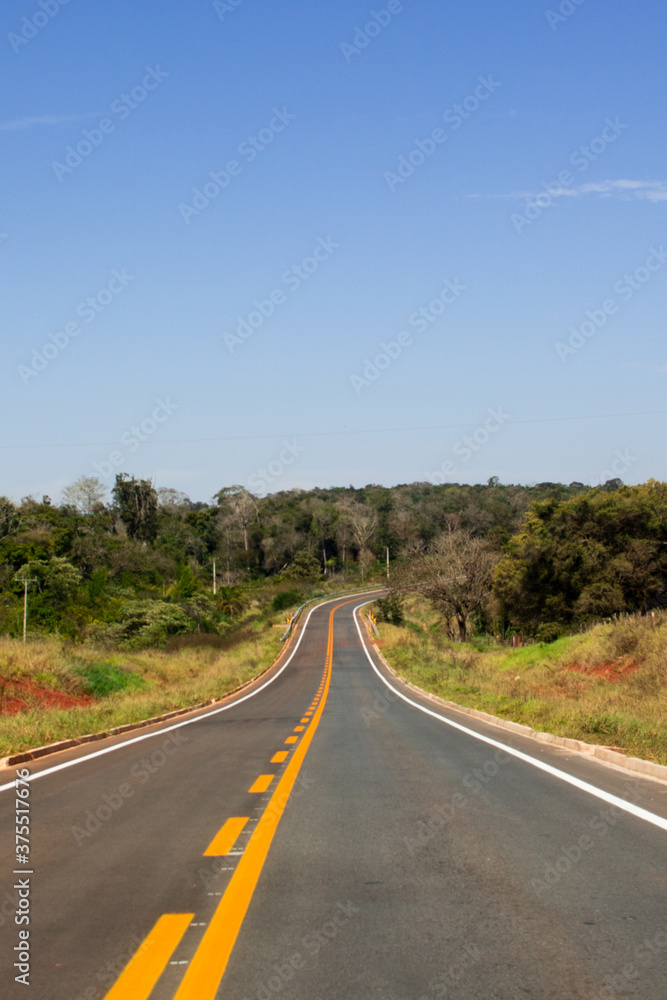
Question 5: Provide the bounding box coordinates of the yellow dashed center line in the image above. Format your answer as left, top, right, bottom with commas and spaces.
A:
103, 595, 366, 1000
170, 598, 343, 1000
204, 817, 249, 857
248, 775, 274, 794
103, 913, 193, 1000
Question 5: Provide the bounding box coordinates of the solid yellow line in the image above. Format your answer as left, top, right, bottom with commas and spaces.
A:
271, 751, 289, 763
248, 775, 274, 794
103, 913, 193, 1000
173, 599, 342, 1000
204, 817, 248, 857
284, 736, 298, 744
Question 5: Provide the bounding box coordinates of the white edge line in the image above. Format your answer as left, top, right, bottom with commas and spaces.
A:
353, 601, 667, 834
0, 592, 380, 794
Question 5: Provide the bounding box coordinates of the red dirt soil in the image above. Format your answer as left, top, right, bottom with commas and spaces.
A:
566, 661, 638, 683
0, 678, 92, 715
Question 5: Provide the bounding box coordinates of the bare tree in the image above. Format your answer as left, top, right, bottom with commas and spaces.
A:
214, 486, 258, 571
157, 488, 191, 512
402, 529, 500, 641
335, 498, 377, 578
62, 476, 107, 514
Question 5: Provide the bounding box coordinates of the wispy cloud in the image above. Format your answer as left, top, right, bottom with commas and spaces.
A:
466, 179, 667, 204
0, 113, 103, 132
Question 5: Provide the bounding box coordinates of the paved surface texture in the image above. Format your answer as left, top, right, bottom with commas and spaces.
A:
1, 594, 666, 1000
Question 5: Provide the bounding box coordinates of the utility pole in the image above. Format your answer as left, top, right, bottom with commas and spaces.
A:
386, 546, 390, 580
15, 569, 37, 643
212, 558, 217, 596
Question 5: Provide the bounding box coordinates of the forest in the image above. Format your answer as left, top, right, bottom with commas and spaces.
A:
1, 474, 665, 646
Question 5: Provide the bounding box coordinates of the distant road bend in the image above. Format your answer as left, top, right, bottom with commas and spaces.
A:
1, 592, 667, 999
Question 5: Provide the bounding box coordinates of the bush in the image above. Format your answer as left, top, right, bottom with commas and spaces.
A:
89, 600, 195, 648
375, 593, 404, 626
534, 622, 563, 644
272, 589, 302, 612
76, 662, 146, 697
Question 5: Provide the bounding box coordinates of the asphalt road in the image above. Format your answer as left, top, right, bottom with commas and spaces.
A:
1, 593, 666, 1000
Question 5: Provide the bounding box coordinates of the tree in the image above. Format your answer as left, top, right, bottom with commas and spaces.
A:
336, 498, 378, 579
112, 475, 159, 543
494, 482, 667, 630
401, 529, 500, 641
213, 486, 258, 571
62, 476, 107, 514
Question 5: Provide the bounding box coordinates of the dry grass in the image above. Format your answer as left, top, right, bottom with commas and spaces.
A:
0, 627, 283, 757
376, 600, 667, 765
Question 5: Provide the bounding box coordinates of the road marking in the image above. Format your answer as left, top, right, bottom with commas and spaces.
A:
285, 736, 298, 744
300, 718, 310, 724
271, 751, 289, 763
204, 817, 249, 857
103, 913, 193, 1000
354, 602, 667, 835
294, 726, 305, 732
248, 775, 274, 794
0, 590, 383, 795
171, 599, 342, 1000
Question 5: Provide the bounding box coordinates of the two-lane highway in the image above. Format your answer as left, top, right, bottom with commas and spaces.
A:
1, 594, 666, 999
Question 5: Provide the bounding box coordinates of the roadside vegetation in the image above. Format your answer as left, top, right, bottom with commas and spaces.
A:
373, 594, 667, 765
0, 623, 284, 758
2, 473, 666, 760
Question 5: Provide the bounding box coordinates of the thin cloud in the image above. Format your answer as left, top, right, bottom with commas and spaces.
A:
466, 179, 667, 203
0, 113, 104, 131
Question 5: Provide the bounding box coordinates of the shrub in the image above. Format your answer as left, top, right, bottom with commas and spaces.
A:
272, 589, 302, 612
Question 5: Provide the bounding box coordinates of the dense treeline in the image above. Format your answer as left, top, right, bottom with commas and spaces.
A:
0, 473, 663, 644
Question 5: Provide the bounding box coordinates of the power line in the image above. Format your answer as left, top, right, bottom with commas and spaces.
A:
2, 408, 666, 450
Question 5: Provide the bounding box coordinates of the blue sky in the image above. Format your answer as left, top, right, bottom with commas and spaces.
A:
1, 0, 666, 502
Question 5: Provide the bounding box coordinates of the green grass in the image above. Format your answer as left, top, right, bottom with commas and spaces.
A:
374, 597, 667, 765
0, 626, 283, 757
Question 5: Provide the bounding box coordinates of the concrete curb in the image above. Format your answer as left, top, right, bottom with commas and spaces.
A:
365, 631, 667, 785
